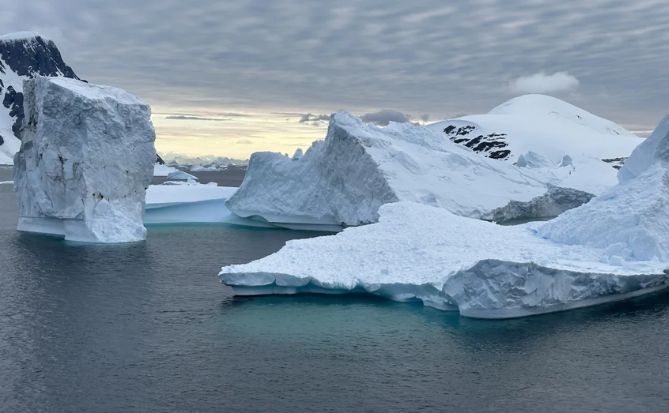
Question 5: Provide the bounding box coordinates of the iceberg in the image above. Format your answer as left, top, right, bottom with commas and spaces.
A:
220, 202, 668, 318
538, 116, 669, 261
13, 77, 156, 243
144, 183, 237, 224
219, 117, 669, 319
227, 99, 641, 230
226, 112, 570, 230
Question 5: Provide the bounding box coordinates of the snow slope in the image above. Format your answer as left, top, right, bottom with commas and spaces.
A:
220, 115, 669, 319
226, 112, 569, 229
0, 32, 79, 164
539, 116, 669, 261
428, 95, 641, 194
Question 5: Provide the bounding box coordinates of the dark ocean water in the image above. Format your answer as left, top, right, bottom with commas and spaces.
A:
1, 166, 669, 412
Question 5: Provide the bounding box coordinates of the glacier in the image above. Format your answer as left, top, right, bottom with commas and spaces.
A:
219, 116, 669, 319
13, 77, 156, 243
227, 96, 640, 230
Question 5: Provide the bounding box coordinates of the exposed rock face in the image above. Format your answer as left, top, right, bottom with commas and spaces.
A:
0, 32, 80, 164
0, 32, 78, 78
13, 77, 156, 242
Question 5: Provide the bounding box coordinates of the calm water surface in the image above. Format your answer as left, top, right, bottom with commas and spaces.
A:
1, 166, 669, 412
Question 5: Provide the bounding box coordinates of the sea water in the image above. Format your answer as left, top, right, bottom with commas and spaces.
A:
1, 166, 669, 412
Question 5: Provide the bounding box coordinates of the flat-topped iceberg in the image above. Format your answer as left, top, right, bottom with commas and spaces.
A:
144, 183, 237, 224
13, 77, 155, 242
220, 202, 668, 318
220, 116, 669, 319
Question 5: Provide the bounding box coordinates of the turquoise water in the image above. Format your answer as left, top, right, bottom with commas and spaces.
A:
1, 170, 669, 412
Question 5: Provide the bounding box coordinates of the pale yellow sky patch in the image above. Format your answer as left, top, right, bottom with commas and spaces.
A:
151, 109, 329, 160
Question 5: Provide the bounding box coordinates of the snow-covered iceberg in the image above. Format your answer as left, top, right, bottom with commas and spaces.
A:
13, 77, 156, 243
220, 117, 669, 319
226, 112, 582, 230
227, 99, 640, 230
220, 202, 668, 318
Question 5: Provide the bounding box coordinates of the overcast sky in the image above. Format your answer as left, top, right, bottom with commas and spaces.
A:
2, 1, 668, 158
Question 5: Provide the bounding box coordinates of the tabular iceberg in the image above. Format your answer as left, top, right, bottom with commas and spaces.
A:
144, 183, 237, 224
219, 116, 669, 319
13, 77, 156, 242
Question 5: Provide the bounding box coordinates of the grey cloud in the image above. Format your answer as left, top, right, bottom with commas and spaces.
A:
1, 0, 668, 127
299, 113, 330, 124
510, 72, 580, 94
361, 110, 411, 126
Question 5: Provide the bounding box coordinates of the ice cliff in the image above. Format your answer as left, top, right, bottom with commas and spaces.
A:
13, 77, 156, 242
220, 116, 669, 319
0, 32, 79, 165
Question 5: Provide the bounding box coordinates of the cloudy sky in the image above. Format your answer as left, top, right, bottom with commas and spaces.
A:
2, 1, 668, 159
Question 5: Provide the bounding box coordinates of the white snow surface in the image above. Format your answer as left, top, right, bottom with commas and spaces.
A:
227, 112, 552, 228
617, 116, 669, 182
220, 115, 669, 319
428, 94, 641, 195
539, 117, 669, 261
13, 77, 156, 243
220, 202, 668, 318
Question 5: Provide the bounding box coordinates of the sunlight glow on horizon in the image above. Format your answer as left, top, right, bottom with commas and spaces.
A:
151, 108, 330, 160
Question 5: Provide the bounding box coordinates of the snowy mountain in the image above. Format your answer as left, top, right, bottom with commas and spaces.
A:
0, 32, 80, 164
428, 94, 639, 163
